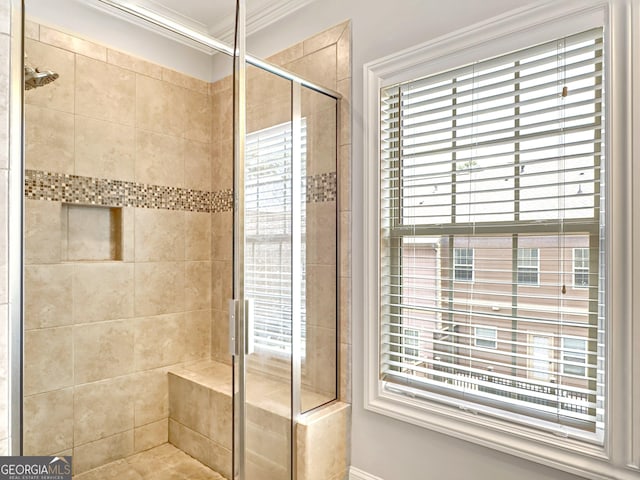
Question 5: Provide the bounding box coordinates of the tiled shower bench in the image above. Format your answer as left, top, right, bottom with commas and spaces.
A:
168, 360, 350, 480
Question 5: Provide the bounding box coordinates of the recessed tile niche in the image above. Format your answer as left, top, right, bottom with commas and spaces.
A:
61, 204, 123, 261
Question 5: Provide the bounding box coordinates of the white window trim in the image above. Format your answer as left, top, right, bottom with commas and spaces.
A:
362, 0, 640, 478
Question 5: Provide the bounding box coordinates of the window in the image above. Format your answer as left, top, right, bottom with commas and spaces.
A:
364, 3, 640, 478
562, 337, 587, 377
474, 326, 497, 349
517, 248, 539, 285
573, 247, 589, 288
245, 121, 307, 354
377, 26, 604, 440
403, 328, 420, 358
454, 248, 473, 281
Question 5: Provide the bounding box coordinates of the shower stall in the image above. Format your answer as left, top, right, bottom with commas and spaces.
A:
17, 1, 350, 479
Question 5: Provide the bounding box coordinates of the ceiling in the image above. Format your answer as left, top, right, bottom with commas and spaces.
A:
131, 0, 316, 42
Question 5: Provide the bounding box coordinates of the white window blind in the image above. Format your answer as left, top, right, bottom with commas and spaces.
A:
245, 121, 307, 354
379, 28, 605, 437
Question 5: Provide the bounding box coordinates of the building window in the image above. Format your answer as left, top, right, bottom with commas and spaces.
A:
403, 328, 420, 358
454, 248, 474, 282
517, 248, 539, 286
474, 326, 497, 349
377, 26, 604, 442
245, 121, 307, 355
562, 337, 587, 377
573, 248, 589, 288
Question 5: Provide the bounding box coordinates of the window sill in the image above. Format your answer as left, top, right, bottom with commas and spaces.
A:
365, 385, 630, 480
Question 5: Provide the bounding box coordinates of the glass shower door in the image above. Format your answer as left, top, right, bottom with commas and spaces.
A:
232, 61, 339, 479
232, 63, 298, 480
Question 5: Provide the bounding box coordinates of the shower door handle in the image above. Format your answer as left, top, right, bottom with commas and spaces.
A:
229, 299, 254, 356
229, 299, 238, 356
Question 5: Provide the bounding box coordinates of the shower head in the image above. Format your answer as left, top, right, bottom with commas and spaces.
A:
24, 65, 59, 90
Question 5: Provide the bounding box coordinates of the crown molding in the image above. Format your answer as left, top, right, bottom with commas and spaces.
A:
209, 0, 317, 42
133, 0, 210, 34
88, 0, 317, 54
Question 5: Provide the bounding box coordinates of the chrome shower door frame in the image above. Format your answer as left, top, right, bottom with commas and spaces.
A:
231, 0, 247, 478
231, 2, 305, 471
8, 0, 24, 457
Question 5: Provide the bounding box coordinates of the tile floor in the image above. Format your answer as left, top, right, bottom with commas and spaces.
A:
73, 444, 227, 480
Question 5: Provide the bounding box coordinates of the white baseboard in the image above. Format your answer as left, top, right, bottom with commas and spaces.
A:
349, 466, 384, 480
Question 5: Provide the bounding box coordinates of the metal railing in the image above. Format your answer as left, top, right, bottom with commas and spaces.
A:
450, 370, 590, 416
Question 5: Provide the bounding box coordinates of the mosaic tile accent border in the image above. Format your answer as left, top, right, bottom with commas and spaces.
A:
25, 170, 336, 213
25, 170, 231, 213
306, 171, 337, 203
211, 189, 234, 212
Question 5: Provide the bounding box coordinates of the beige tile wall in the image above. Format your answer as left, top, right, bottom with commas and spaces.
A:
23, 21, 214, 474
21, 17, 351, 474
296, 402, 351, 480
281, 20, 351, 409
209, 82, 233, 366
